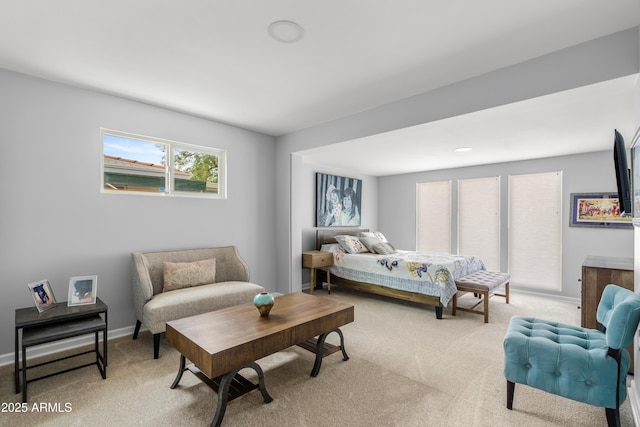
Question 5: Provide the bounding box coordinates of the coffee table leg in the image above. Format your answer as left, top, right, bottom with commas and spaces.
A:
211, 363, 273, 427
248, 362, 274, 404
211, 371, 233, 427
336, 329, 349, 361
170, 355, 186, 389
310, 328, 349, 377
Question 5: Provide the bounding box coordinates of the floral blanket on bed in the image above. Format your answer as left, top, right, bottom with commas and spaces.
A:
321, 245, 486, 306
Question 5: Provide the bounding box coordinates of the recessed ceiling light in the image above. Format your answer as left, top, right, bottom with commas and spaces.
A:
454, 147, 473, 152
268, 20, 304, 43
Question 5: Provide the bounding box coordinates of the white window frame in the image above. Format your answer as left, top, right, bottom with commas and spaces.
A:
508, 171, 562, 291
458, 176, 501, 271
101, 128, 227, 199
416, 180, 452, 253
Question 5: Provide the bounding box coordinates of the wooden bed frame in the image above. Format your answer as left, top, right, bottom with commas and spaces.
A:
315, 228, 446, 319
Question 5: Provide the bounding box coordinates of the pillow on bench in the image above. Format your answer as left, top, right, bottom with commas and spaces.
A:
162, 258, 216, 292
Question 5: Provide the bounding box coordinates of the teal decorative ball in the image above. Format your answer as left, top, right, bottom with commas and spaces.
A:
253, 292, 275, 317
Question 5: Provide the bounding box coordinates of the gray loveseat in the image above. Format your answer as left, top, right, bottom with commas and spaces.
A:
132, 246, 264, 358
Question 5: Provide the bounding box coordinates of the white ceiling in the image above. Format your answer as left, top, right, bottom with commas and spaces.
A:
302, 76, 639, 175
1, 1, 639, 175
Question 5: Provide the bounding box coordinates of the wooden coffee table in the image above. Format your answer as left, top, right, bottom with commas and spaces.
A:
166, 292, 354, 427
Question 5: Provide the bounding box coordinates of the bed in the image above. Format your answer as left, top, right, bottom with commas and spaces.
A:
315, 228, 486, 319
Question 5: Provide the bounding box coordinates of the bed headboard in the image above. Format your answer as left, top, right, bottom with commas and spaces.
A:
316, 228, 369, 250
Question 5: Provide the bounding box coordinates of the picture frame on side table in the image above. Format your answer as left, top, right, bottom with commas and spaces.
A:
68, 275, 98, 306
27, 279, 57, 312
569, 192, 632, 228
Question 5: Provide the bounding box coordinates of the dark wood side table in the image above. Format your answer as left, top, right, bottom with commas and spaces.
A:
581, 256, 634, 373
302, 250, 334, 294
15, 298, 108, 402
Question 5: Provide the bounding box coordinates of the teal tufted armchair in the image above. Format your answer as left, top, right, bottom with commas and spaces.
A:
503, 284, 640, 426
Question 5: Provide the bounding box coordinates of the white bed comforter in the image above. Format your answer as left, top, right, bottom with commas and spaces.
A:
321, 245, 485, 306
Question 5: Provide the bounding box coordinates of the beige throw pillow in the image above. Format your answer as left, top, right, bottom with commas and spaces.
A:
163, 258, 216, 292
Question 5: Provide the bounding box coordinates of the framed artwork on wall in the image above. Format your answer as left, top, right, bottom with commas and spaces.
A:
631, 126, 640, 219
569, 192, 632, 228
316, 173, 362, 227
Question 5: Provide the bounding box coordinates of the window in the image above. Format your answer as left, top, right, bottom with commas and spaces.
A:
101, 129, 226, 198
508, 171, 562, 291
416, 180, 451, 253
458, 177, 500, 270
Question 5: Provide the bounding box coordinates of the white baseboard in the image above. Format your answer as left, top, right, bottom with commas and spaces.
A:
509, 288, 581, 305
629, 379, 640, 427
0, 325, 138, 367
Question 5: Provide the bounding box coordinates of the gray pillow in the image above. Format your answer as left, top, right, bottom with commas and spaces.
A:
372, 242, 396, 255
359, 236, 383, 252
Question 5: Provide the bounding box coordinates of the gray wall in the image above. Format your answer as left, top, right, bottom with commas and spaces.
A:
378, 151, 633, 299
2, 27, 639, 357
296, 159, 378, 288
0, 69, 277, 356
277, 28, 640, 299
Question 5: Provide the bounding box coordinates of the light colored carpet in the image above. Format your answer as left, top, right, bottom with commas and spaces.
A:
0, 287, 634, 426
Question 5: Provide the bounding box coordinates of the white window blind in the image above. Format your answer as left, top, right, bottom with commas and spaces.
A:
508, 171, 562, 291
416, 181, 451, 253
458, 176, 500, 271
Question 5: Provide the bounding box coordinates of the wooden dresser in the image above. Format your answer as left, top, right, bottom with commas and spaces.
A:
581, 255, 634, 372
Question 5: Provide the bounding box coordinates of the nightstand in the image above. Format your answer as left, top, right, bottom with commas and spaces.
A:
302, 250, 334, 294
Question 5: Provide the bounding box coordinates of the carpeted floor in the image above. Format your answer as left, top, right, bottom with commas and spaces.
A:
0, 287, 634, 426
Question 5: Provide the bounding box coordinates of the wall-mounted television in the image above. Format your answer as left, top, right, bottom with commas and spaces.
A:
614, 129, 632, 217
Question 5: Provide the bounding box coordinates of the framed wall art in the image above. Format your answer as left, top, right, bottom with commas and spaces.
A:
316, 173, 362, 227
631, 126, 640, 218
68, 275, 98, 306
569, 192, 632, 228
27, 279, 57, 312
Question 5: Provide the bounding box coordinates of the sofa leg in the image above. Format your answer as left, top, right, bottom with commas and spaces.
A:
133, 320, 141, 340
605, 407, 620, 427
154, 334, 161, 359
507, 380, 515, 410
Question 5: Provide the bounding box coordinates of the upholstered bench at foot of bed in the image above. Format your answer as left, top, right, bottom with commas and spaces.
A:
453, 270, 510, 323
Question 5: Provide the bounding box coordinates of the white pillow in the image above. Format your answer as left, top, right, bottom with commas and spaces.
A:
335, 235, 368, 254
320, 243, 343, 253
373, 232, 388, 242
359, 231, 388, 243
